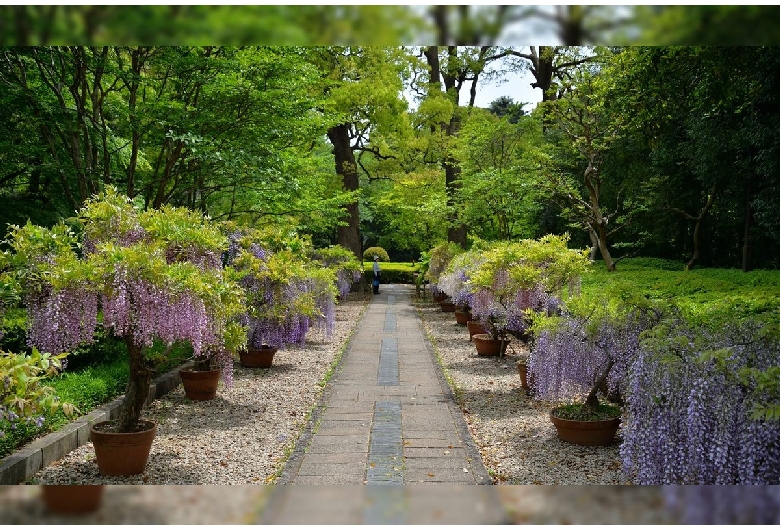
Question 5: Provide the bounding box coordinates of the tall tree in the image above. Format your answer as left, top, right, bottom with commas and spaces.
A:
541, 49, 635, 271
307, 47, 411, 259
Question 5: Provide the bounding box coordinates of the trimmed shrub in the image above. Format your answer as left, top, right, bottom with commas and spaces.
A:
363, 247, 390, 262
362, 262, 419, 284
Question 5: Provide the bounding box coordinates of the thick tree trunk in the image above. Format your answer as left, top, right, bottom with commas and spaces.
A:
445, 114, 467, 247
583, 159, 615, 271
117, 337, 152, 433
425, 45, 468, 248
327, 123, 362, 259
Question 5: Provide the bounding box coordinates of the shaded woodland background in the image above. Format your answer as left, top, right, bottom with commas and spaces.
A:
3, 6, 780, 270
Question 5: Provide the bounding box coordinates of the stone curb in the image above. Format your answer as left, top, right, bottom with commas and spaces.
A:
0, 362, 191, 485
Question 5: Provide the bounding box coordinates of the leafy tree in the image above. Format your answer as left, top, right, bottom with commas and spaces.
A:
454, 107, 546, 240
540, 49, 637, 272
306, 46, 412, 259
0, 46, 352, 240
604, 46, 780, 270
3, 188, 246, 432
487, 96, 526, 123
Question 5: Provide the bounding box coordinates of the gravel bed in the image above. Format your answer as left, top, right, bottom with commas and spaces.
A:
28, 294, 369, 486
416, 300, 628, 486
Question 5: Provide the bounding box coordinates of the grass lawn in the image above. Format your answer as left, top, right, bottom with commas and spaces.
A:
580, 258, 780, 325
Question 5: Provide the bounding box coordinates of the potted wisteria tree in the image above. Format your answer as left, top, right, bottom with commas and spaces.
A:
4, 188, 246, 475
620, 308, 780, 484
528, 293, 654, 446
425, 242, 462, 306
467, 235, 587, 357
309, 245, 364, 301
437, 244, 490, 330
226, 228, 334, 368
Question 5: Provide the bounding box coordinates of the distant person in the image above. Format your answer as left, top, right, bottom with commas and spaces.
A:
372, 255, 381, 294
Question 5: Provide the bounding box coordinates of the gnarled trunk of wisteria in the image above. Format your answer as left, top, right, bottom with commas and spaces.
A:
117, 337, 152, 432
585, 358, 614, 412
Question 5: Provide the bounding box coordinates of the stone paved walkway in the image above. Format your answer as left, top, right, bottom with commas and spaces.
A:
262, 284, 509, 523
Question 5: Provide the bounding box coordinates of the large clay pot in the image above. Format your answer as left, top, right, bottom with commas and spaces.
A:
472, 334, 510, 356
239, 346, 278, 368
90, 420, 156, 476
439, 300, 456, 312
549, 410, 620, 446
466, 320, 488, 340
433, 291, 448, 303
454, 310, 471, 326
42, 485, 105, 514
179, 367, 220, 401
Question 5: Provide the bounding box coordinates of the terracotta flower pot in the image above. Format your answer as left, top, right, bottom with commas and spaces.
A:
439, 301, 456, 312
179, 367, 221, 401
549, 411, 620, 446
42, 485, 105, 514
466, 320, 488, 340
239, 346, 278, 368
472, 333, 510, 356
90, 420, 156, 476
516, 360, 534, 391
454, 310, 471, 326
433, 291, 448, 303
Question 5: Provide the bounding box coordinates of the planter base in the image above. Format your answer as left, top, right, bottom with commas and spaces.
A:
439, 301, 456, 312
42, 485, 104, 514
90, 420, 156, 476
466, 320, 487, 340
549, 412, 620, 446
180, 368, 220, 401
454, 310, 471, 326
240, 347, 278, 368
472, 333, 510, 356
516, 361, 534, 391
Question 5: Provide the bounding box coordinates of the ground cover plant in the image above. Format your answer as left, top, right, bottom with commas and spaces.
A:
0, 353, 126, 459
0, 317, 194, 458
580, 258, 780, 326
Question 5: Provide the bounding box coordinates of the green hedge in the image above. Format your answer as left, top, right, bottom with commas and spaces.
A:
363, 262, 420, 284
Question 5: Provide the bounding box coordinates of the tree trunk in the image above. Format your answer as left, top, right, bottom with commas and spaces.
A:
585, 359, 614, 413
588, 227, 599, 262
425, 45, 468, 248
445, 113, 467, 247
117, 337, 152, 433
583, 159, 615, 271
125, 47, 143, 199
684, 185, 717, 271
742, 174, 753, 272
327, 123, 362, 259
